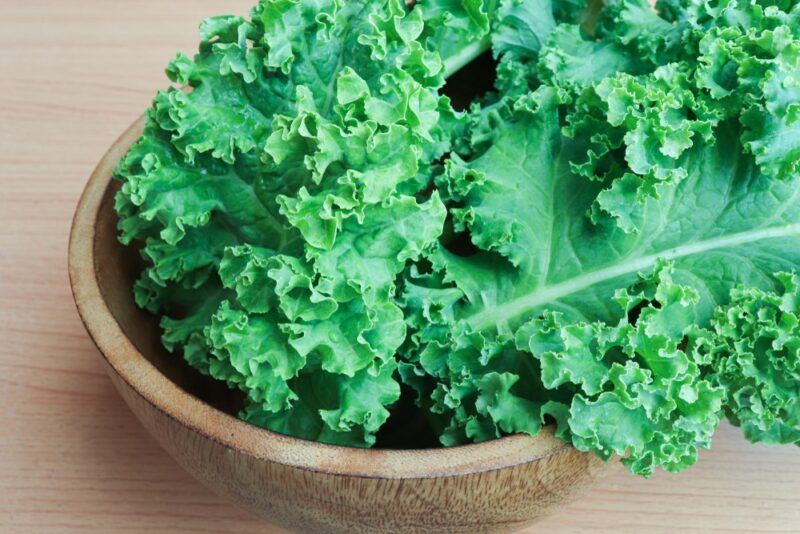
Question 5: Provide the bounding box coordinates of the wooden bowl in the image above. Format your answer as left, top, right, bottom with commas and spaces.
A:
68, 116, 609, 533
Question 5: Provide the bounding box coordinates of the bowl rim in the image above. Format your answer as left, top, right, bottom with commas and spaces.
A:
68, 114, 574, 480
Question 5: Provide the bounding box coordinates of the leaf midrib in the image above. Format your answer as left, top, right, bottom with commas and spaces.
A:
465, 222, 800, 331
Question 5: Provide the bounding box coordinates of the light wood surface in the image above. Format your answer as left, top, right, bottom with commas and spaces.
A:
2, 1, 799, 532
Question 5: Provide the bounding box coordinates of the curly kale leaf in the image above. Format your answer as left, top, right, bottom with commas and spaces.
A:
116, 0, 800, 468
116, 0, 447, 447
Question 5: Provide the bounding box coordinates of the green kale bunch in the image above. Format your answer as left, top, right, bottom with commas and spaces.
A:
115, 0, 800, 476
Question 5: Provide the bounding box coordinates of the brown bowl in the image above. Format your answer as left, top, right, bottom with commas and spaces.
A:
68, 116, 608, 533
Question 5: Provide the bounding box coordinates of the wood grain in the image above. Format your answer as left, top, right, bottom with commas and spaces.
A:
1, 1, 799, 532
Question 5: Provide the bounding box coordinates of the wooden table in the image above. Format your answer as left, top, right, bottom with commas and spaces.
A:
2, 1, 798, 532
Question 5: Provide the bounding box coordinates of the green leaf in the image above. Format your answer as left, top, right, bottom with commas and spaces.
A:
422, 84, 800, 473
701, 273, 800, 445
207, 301, 302, 412
116, 0, 449, 447
538, 24, 646, 88
416, 0, 494, 76
475, 372, 544, 435
242, 360, 400, 447
440, 87, 566, 273
492, 0, 557, 60
309, 194, 446, 304
453, 117, 800, 335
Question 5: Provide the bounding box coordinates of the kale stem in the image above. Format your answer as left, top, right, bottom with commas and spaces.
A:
443, 35, 492, 79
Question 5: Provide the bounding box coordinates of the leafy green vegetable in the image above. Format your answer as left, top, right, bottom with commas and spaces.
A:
117, 0, 449, 447
116, 0, 800, 474
699, 273, 800, 446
